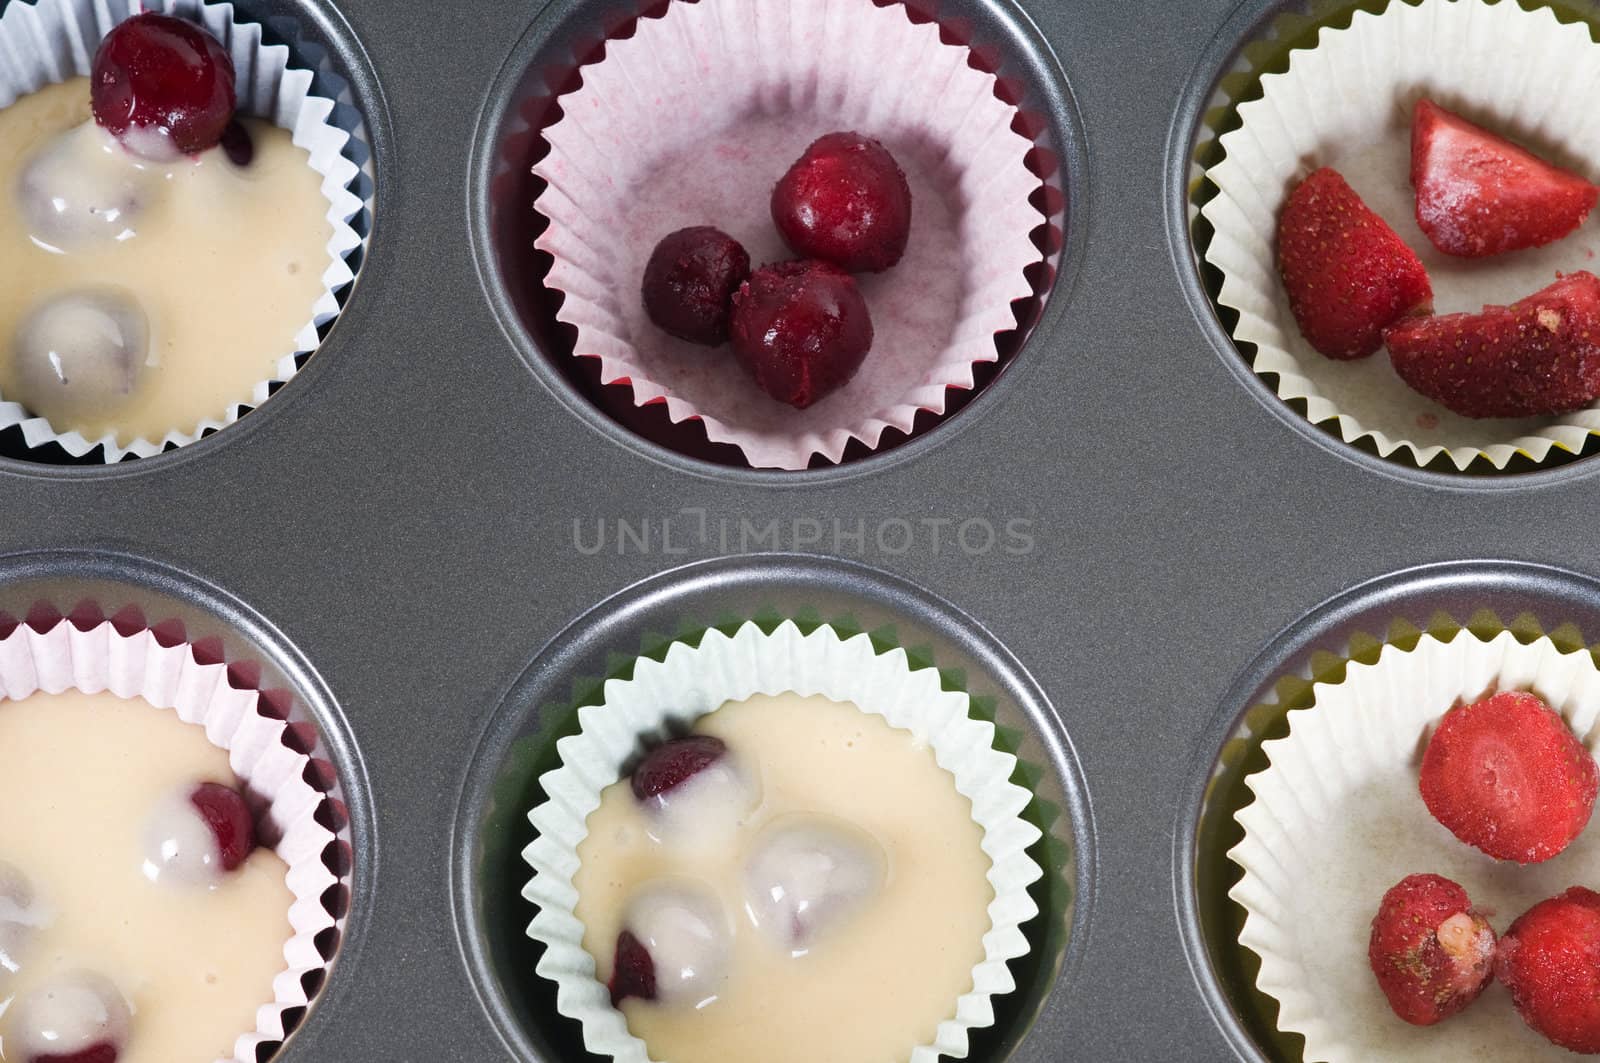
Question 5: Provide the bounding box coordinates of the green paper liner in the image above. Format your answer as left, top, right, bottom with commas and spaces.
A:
482, 612, 1073, 1063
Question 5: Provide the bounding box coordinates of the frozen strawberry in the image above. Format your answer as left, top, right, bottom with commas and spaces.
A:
772, 132, 912, 273
1386, 272, 1600, 418
1412, 99, 1598, 258
1368, 873, 1497, 1025
1277, 167, 1433, 360
1498, 887, 1600, 1052
1419, 690, 1598, 863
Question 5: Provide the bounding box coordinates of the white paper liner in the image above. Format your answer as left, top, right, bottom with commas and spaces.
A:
1201, 0, 1600, 471
534, 0, 1042, 470
0, 0, 364, 462
1230, 629, 1600, 1062
523, 620, 1045, 1062
0, 614, 343, 1063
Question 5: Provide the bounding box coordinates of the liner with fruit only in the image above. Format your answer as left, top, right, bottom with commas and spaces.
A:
532, 0, 1044, 470
0, 607, 347, 1063
1200, 0, 1600, 471
1230, 627, 1600, 1062
522, 619, 1044, 1063
0, 0, 364, 463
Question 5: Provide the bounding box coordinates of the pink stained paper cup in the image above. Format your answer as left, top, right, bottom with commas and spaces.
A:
0, 602, 350, 1063
533, 0, 1050, 470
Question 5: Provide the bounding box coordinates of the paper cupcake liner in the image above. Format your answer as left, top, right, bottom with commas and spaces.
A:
1200, 0, 1600, 472
533, 0, 1044, 470
0, 0, 365, 463
0, 605, 348, 1063
1229, 626, 1600, 1062
522, 619, 1044, 1062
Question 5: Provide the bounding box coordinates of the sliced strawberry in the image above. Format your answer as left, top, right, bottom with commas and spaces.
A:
1369, 873, 1497, 1026
1278, 167, 1433, 360
1385, 271, 1600, 418
1419, 691, 1598, 863
1412, 99, 1598, 258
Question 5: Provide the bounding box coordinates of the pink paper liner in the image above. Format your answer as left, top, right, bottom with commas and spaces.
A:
0, 602, 350, 1063
521, 0, 1059, 470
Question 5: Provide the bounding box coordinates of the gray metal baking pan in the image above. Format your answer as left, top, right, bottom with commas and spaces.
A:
6, 0, 1600, 1059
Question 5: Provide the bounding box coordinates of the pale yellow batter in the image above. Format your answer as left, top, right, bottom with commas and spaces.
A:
575, 693, 994, 1063
0, 78, 330, 445
0, 691, 292, 1063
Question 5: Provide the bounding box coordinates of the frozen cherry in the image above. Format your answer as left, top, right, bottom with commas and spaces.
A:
771, 132, 912, 273
142, 781, 257, 886
630, 735, 757, 846
9, 970, 129, 1063
632, 736, 731, 801
0, 860, 39, 978
219, 120, 254, 168
191, 781, 257, 870
217, 120, 254, 168
612, 881, 730, 1008
91, 12, 236, 158
730, 260, 874, 408
18, 125, 149, 251
13, 289, 149, 421
30, 1047, 119, 1063
743, 815, 886, 953
608, 930, 656, 1006
642, 227, 750, 345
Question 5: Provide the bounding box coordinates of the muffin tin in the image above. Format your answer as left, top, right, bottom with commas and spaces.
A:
8, 0, 1600, 1059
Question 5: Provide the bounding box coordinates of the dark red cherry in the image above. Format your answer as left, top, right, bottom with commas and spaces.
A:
608, 930, 657, 1006
33, 1045, 120, 1063
219, 120, 254, 167
12, 971, 129, 1063
771, 132, 912, 273
0, 861, 36, 976
641, 227, 750, 346
91, 13, 236, 157
190, 781, 257, 872
729, 260, 874, 408
630, 736, 728, 802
